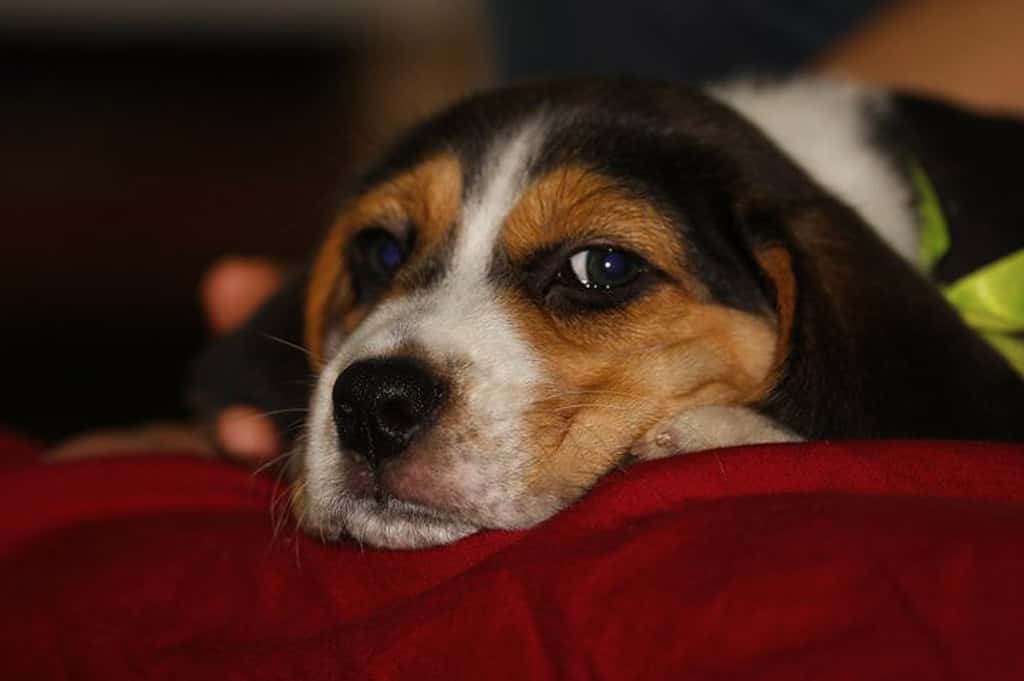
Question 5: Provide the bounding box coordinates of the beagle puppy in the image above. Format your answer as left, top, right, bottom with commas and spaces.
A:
191, 78, 1024, 549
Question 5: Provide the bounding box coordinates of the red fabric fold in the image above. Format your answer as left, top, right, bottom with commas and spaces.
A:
2, 434, 1022, 680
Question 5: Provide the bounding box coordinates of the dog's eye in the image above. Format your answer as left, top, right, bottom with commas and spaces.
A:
357, 229, 406, 275
524, 243, 655, 312
562, 247, 646, 289
349, 227, 409, 300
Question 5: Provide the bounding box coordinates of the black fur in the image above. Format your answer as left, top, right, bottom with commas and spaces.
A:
880, 95, 1024, 284
188, 78, 1024, 445
187, 270, 311, 438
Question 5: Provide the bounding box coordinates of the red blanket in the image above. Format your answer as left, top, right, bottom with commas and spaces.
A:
2, 431, 1023, 680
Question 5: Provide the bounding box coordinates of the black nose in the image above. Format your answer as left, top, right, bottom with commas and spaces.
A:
332, 356, 446, 465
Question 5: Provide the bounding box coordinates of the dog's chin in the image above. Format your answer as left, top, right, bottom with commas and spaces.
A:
312, 495, 480, 550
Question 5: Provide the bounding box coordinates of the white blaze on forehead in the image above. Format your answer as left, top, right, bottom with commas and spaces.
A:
408, 116, 550, 464
451, 117, 549, 281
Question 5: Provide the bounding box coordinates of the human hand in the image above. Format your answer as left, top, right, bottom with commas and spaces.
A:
199, 256, 287, 466
48, 256, 288, 466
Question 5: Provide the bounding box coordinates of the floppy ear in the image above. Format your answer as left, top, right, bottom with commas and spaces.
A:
730, 205, 856, 439
750, 243, 796, 387
743, 199, 1024, 442
742, 209, 870, 439
186, 269, 313, 442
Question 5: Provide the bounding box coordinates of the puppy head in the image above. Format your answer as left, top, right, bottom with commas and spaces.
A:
294, 80, 808, 549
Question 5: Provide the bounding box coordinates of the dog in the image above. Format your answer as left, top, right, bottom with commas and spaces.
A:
190, 77, 1024, 549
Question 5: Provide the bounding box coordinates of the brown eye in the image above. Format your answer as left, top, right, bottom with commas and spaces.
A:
363, 231, 405, 275
349, 228, 409, 300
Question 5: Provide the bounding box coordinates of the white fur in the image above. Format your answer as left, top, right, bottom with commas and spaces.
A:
711, 78, 919, 263
300, 119, 555, 548
633, 405, 801, 461
454, 117, 547, 280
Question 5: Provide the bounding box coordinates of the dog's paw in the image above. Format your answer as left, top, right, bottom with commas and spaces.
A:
632, 405, 802, 460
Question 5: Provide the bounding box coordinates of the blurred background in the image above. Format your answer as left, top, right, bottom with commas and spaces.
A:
3, 0, 1022, 441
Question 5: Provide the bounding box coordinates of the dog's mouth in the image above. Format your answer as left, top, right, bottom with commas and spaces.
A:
293, 396, 629, 548
295, 452, 482, 550
322, 494, 480, 550
340, 447, 462, 512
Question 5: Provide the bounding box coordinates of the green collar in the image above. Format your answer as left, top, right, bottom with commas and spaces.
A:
912, 163, 1024, 377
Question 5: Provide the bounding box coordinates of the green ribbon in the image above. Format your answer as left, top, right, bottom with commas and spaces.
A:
913, 164, 1024, 377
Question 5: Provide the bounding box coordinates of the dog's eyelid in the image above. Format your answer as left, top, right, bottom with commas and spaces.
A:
346, 221, 419, 304
346, 219, 416, 246
511, 240, 670, 314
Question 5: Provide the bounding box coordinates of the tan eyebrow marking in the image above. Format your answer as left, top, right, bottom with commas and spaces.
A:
501, 165, 699, 289
305, 153, 463, 364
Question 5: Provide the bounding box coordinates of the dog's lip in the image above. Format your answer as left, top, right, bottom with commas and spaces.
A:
339, 458, 467, 526
303, 492, 480, 548
341, 459, 377, 497
375, 493, 462, 525
373, 484, 473, 530
346, 493, 481, 545
337, 445, 469, 518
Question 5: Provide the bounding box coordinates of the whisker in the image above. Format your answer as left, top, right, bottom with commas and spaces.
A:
290, 483, 310, 570
220, 408, 309, 431
251, 450, 296, 476
269, 463, 296, 541
281, 418, 310, 438
259, 332, 313, 359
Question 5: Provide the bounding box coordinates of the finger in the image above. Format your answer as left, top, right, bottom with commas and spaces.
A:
215, 405, 283, 466
47, 425, 216, 462
201, 256, 285, 335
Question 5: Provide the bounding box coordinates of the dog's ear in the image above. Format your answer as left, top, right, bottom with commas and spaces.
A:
186, 268, 313, 442
750, 242, 797, 386
743, 199, 1024, 441
737, 201, 873, 438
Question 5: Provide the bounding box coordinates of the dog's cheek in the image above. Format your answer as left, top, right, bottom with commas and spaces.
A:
518, 302, 778, 502
440, 381, 563, 528
518, 372, 662, 505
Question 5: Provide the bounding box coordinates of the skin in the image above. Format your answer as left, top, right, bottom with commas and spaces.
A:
200, 256, 285, 463
820, 0, 1024, 114
46, 256, 284, 463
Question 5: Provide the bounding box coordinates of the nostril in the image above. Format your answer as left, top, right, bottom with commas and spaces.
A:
377, 398, 419, 436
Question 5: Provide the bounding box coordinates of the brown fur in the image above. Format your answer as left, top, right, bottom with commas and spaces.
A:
753, 245, 797, 393
497, 167, 779, 497
503, 166, 698, 290
508, 288, 777, 498
305, 153, 463, 363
